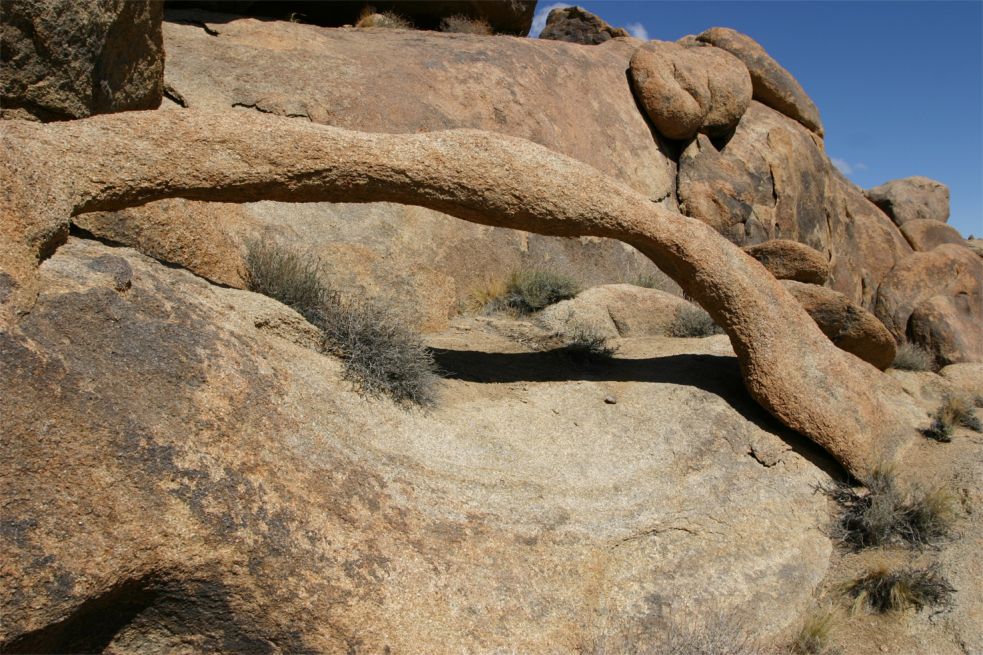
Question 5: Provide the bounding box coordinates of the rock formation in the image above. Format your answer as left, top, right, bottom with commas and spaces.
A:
694, 27, 824, 136
629, 40, 752, 140
0, 0, 164, 121
743, 239, 829, 284
865, 176, 950, 225
538, 6, 630, 44
899, 218, 965, 252
0, 109, 919, 480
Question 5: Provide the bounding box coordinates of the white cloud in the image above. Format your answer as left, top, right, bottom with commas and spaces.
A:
529, 2, 571, 38
625, 22, 649, 41
831, 158, 870, 177
831, 157, 853, 175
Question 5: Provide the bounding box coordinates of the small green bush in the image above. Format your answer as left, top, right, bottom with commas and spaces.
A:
924, 394, 982, 441
823, 466, 955, 549
243, 241, 438, 406
890, 341, 935, 372
668, 303, 724, 338
847, 565, 954, 613
502, 269, 580, 314
440, 15, 492, 34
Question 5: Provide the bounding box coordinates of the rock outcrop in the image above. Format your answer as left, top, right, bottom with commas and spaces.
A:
865, 176, 950, 225
629, 41, 752, 141
694, 27, 823, 136
782, 281, 896, 370
743, 239, 828, 284
537, 284, 691, 338
899, 219, 965, 252
874, 244, 983, 366
0, 0, 164, 121
0, 238, 834, 653
0, 109, 920, 480
677, 102, 912, 309
164, 1, 537, 35
538, 5, 630, 44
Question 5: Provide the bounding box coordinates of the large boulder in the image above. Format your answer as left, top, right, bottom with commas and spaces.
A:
874, 244, 983, 365
782, 280, 896, 370
536, 283, 691, 338
864, 176, 950, 225
164, 1, 537, 35
899, 219, 965, 252
694, 27, 823, 136
538, 6, 630, 45
743, 239, 828, 284
0, 0, 164, 121
79, 15, 679, 331
629, 41, 752, 141
677, 102, 912, 309
0, 238, 834, 652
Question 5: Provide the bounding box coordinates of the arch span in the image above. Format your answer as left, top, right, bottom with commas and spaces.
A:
0, 110, 916, 478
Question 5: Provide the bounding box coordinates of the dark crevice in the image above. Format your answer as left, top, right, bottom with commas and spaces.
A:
231, 101, 311, 121
163, 82, 189, 108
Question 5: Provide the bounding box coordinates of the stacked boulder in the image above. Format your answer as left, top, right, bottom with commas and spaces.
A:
538, 6, 630, 45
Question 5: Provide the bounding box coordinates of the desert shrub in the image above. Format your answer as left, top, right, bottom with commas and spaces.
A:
823, 466, 955, 549
847, 565, 954, 614
668, 303, 725, 338
640, 613, 763, 655
242, 239, 325, 322
243, 241, 438, 406
502, 269, 580, 314
560, 324, 617, 364
890, 341, 935, 372
440, 15, 492, 34
356, 7, 412, 29
464, 278, 509, 315
791, 608, 837, 655
924, 394, 982, 441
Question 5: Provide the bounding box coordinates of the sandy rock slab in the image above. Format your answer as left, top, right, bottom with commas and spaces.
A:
1, 238, 834, 653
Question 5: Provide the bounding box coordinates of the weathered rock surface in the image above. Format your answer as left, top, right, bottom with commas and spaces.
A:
537, 284, 691, 338
538, 5, 629, 45
899, 218, 965, 252
0, 238, 835, 652
165, 1, 537, 35
865, 176, 950, 225
677, 102, 912, 308
0, 108, 921, 480
743, 239, 828, 284
694, 27, 823, 136
0, 0, 164, 121
100, 15, 678, 328
875, 244, 983, 365
782, 281, 897, 370
966, 238, 983, 258
629, 40, 752, 140
940, 362, 983, 399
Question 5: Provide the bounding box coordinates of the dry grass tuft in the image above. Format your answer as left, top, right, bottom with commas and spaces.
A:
890, 341, 935, 372
822, 465, 956, 549
356, 7, 413, 29
559, 324, 617, 364
440, 15, 492, 34
791, 608, 838, 654
846, 564, 954, 614
502, 269, 581, 314
668, 303, 725, 338
243, 240, 439, 406
924, 394, 982, 441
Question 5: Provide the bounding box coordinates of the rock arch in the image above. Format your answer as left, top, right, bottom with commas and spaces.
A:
0, 110, 917, 478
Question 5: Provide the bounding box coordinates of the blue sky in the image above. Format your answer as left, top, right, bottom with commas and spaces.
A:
530, 1, 983, 238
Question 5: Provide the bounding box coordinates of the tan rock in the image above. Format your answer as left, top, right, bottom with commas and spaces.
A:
0, 238, 834, 652
966, 238, 983, 258
0, 109, 920, 480
899, 219, 965, 252
677, 102, 911, 309
743, 239, 828, 284
782, 280, 896, 370
0, 0, 163, 121
695, 27, 823, 136
537, 284, 691, 338
865, 176, 950, 225
538, 6, 629, 44
874, 244, 982, 365
940, 363, 983, 399
629, 40, 752, 140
